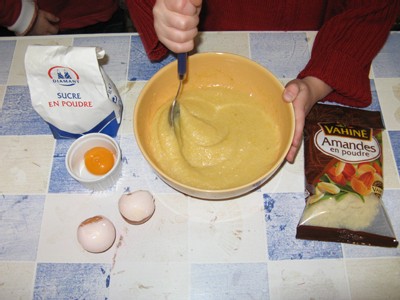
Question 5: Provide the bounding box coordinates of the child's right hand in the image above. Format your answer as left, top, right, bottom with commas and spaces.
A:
153, 0, 202, 53
283, 76, 333, 163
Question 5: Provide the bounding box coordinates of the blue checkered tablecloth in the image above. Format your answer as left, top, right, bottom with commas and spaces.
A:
0, 32, 399, 299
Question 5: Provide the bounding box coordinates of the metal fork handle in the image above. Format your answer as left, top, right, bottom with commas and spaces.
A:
177, 53, 187, 80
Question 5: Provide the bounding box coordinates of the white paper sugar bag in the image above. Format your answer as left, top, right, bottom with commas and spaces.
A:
25, 45, 123, 138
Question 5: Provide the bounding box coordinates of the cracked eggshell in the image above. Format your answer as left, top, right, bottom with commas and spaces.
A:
77, 215, 116, 253
118, 190, 155, 224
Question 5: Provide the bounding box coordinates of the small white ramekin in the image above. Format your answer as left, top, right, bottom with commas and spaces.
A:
65, 133, 122, 191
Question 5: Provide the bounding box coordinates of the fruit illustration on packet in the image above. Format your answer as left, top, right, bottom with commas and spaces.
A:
308, 158, 383, 205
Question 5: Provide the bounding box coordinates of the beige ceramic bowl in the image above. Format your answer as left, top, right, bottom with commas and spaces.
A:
134, 52, 294, 199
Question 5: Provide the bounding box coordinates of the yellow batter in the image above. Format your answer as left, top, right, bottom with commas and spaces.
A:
149, 86, 281, 190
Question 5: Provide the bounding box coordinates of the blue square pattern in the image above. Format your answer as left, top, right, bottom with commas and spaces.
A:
74, 35, 131, 83
389, 130, 400, 177
368, 79, 382, 112
264, 193, 343, 260
0, 40, 15, 84
191, 263, 268, 300
0, 195, 45, 261
48, 138, 92, 194
0, 86, 51, 136
249, 32, 310, 79
373, 32, 400, 78
128, 35, 176, 81
34, 263, 111, 299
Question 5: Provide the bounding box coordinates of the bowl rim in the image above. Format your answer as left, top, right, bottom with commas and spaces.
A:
134, 52, 295, 198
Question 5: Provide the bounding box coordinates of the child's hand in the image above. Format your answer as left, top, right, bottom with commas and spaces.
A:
283, 76, 333, 163
27, 10, 59, 35
153, 0, 202, 53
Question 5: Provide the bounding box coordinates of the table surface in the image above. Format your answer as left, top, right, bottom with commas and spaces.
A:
0, 31, 399, 300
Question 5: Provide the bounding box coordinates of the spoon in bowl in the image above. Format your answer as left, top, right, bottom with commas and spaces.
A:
169, 53, 187, 127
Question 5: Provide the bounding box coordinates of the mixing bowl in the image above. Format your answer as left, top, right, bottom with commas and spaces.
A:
134, 52, 294, 199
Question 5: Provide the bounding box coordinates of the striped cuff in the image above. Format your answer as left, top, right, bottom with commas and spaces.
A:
7, 0, 37, 35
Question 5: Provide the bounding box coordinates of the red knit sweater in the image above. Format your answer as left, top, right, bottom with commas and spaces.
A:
127, 0, 400, 107
39, 0, 118, 31
0, 0, 118, 34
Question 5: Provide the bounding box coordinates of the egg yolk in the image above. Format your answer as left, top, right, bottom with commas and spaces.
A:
84, 147, 114, 175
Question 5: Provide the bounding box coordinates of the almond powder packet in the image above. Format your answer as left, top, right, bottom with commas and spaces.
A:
296, 103, 398, 247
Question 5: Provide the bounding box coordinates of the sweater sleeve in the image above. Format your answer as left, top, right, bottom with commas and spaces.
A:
1, 0, 37, 35
298, 0, 400, 107
0, 0, 22, 27
125, 0, 169, 61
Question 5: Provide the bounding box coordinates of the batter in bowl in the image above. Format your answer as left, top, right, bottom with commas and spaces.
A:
149, 86, 281, 190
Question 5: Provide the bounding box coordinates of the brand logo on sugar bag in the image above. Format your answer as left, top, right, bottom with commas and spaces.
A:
48, 66, 80, 86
